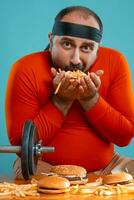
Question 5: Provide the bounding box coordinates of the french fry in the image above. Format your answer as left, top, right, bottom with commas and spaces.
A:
54, 81, 62, 94
70, 184, 79, 194
54, 70, 86, 94
69, 179, 134, 196
0, 182, 40, 197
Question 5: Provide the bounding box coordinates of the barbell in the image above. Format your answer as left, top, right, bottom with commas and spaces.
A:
0, 120, 55, 180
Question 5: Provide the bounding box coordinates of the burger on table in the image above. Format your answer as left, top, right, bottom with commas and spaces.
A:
37, 165, 88, 194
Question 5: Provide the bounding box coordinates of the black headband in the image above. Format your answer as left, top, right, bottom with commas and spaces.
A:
52, 20, 102, 43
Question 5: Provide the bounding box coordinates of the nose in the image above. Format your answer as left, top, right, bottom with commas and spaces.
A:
70, 49, 81, 65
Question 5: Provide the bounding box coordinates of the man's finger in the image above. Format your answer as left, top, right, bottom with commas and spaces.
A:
51, 67, 57, 78
95, 70, 104, 77
90, 73, 101, 89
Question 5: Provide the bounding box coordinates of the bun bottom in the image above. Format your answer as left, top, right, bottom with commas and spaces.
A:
38, 187, 70, 194
70, 178, 88, 185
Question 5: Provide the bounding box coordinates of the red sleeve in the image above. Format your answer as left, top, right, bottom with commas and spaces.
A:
85, 53, 134, 146
5, 60, 65, 146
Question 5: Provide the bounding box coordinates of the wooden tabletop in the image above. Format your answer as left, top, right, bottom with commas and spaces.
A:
1, 191, 134, 200
1, 177, 134, 200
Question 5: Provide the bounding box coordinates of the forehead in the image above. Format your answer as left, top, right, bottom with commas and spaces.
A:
61, 11, 100, 30
54, 35, 97, 45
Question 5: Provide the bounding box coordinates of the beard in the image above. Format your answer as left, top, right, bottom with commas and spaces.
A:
64, 63, 84, 72
53, 61, 85, 72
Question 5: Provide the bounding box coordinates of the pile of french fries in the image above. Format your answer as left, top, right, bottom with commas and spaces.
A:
0, 181, 39, 197
54, 70, 86, 94
70, 180, 134, 196
65, 70, 86, 79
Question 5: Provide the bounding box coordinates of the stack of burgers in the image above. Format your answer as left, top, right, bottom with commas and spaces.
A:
37, 164, 88, 194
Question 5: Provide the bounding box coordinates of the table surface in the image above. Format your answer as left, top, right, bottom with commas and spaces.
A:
1, 191, 134, 200
1, 176, 134, 200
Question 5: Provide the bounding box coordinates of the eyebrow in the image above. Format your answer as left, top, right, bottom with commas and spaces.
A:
60, 37, 75, 42
60, 37, 95, 46
82, 42, 95, 47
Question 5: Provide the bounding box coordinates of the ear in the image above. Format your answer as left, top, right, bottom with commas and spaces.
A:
48, 32, 53, 51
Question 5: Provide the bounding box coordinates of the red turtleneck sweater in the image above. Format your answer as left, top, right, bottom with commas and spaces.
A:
5, 47, 134, 172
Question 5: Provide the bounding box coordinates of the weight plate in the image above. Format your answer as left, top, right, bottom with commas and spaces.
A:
21, 120, 33, 180
28, 123, 38, 175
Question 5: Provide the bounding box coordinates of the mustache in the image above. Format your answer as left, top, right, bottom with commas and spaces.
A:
64, 64, 84, 72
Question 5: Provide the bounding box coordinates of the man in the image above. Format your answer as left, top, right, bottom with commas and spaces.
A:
5, 6, 134, 178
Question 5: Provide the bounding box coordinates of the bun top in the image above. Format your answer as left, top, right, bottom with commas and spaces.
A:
102, 172, 133, 184
50, 165, 87, 177
37, 176, 70, 189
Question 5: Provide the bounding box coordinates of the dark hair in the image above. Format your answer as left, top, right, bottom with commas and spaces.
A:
55, 6, 103, 33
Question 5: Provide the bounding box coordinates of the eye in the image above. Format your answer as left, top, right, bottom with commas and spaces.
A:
81, 45, 93, 53
81, 44, 94, 53
63, 41, 72, 49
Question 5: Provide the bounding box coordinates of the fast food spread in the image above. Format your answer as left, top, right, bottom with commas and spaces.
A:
38, 165, 134, 196
1, 166, 134, 197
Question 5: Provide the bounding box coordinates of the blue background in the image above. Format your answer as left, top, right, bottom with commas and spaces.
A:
0, 0, 134, 178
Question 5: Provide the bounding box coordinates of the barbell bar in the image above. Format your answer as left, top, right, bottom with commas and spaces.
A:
0, 145, 54, 154
0, 120, 55, 180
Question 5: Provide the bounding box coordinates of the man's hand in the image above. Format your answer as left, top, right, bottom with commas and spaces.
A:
51, 68, 104, 114
77, 70, 103, 100
51, 68, 79, 116
51, 67, 79, 102
77, 70, 104, 111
